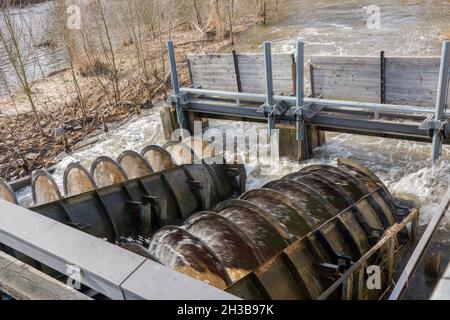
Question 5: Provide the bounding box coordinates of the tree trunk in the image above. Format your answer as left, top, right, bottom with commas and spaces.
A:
206, 0, 225, 39
256, 0, 267, 24
192, 0, 203, 27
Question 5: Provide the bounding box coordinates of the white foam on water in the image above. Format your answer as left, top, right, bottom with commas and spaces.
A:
14, 0, 450, 231
16, 110, 450, 230
16, 106, 166, 206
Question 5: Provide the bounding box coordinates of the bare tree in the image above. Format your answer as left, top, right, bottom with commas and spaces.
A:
223, 0, 236, 45
90, 0, 121, 106
255, 0, 268, 24
0, 66, 18, 115
192, 0, 203, 28
0, 0, 43, 133
53, 0, 86, 122
123, 0, 153, 84
206, 0, 225, 40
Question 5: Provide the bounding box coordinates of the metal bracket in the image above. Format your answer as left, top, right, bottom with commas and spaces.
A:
419, 116, 449, 138
168, 92, 190, 106
168, 92, 191, 129
302, 103, 325, 119
258, 100, 291, 135
287, 106, 306, 141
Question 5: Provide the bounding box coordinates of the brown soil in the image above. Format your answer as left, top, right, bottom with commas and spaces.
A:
0, 19, 254, 182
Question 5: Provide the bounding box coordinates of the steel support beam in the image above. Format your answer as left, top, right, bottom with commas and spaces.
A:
431, 41, 450, 163
180, 88, 449, 117
185, 99, 443, 141
0, 200, 238, 300
262, 42, 276, 136
295, 42, 306, 158
168, 40, 189, 133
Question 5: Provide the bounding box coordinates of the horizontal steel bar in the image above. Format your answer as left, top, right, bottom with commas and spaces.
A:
181, 88, 449, 117
186, 100, 441, 142
0, 200, 238, 300
309, 114, 429, 138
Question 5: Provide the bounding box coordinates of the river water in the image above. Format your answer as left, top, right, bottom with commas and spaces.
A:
4, 0, 450, 299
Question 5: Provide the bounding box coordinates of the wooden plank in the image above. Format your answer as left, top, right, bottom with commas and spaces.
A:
386, 57, 441, 67
238, 53, 294, 94
313, 72, 380, 84
187, 54, 238, 92
310, 55, 450, 106
310, 56, 380, 102
311, 56, 379, 65
0, 251, 91, 300
384, 57, 449, 106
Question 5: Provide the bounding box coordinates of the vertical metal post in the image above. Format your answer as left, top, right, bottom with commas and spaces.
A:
377, 50, 385, 120
295, 42, 305, 160
431, 41, 450, 163
168, 40, 188, 132
264, 42, 275, 136
296, 42, 305, 109
168, 40, 180, 96
264, 42, 274, 106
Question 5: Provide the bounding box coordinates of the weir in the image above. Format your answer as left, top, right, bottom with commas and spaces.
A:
163, 40, 450, 162
1, 41, 450, 300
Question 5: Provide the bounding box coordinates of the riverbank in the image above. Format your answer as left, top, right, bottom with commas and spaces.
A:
0, 18, 253, 182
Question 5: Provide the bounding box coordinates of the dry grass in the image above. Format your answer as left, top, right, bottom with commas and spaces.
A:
0, 29, 239, 181
76, 57, 112, 77
0, 0, 261, 181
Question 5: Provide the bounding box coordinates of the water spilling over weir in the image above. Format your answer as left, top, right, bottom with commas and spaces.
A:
1, 1, 450, 296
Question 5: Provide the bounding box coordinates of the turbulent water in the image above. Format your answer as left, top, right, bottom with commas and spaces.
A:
6, 0, 450, 299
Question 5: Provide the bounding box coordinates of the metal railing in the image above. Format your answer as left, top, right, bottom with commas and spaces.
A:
168, 40, 450, 162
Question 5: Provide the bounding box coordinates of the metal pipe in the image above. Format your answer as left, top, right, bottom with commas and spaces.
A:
180, 87, 448, 117
431, 41, 450, 163
389, 186, 450, 300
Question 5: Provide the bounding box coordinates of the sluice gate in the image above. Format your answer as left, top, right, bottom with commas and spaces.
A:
165, 41, 450, 162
